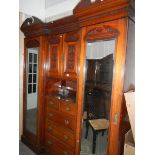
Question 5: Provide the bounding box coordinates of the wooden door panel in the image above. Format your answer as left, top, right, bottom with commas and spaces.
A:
48, 35, 62, 78
62, 31, 80, 80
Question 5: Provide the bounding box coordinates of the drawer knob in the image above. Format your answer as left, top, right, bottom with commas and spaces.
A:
63, 135, 68, 141
48, 113, 53, 117
47, 140, 52, 145
64, 151, 68, 155
64, 120, 69, 125
65, 106, 70, 111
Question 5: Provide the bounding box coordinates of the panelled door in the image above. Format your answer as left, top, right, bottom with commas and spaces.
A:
62, 31, 80, 80
48, 35, 62, 78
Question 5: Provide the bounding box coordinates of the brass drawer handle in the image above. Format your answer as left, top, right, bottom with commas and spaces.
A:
63, 135, 68, 141
49, 101, 54, 105
48, 113, 53, 117
64, 120, 69, 125
64, 151, 68, 155
47, 140, 52, 145
65, 106, 71, 111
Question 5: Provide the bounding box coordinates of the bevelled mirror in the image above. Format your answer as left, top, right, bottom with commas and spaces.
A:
80, 26, 118, 155
26, 47, 39, 135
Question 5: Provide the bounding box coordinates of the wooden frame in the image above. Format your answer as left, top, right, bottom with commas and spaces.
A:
75, 18, 128, 155
21, 36, 47, 154
20, 0, 134, 154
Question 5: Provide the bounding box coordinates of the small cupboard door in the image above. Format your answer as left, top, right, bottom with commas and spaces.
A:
48, 35, 62, 78
62, 30, 81, 80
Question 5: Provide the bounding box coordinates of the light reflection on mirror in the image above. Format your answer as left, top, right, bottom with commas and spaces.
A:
80, 39, 115, 155
26, 47, 39, 135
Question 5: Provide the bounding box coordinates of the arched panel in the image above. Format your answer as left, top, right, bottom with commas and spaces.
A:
85, 25, 119, 42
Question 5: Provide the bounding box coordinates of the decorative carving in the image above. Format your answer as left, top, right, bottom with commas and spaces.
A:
67, 45, 75, 70
50, 46, 58, 69
21, 16, 49, 37
85, 25, 119, 41
65, 31, 79, 42
21, 16, 43, 28
26, 40, 40, 48
49, 35, 60, 44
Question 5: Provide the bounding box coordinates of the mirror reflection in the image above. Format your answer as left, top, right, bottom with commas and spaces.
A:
80, 40, 115, 155
26, 47, 39, 135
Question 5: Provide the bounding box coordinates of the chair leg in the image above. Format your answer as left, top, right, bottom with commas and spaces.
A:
85, 121, 89, 139
92, 130, 98, 154
102, 129, 105, 136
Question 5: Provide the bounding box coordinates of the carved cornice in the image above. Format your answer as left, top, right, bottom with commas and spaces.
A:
74, 0, 129, 14
21, 16, 49, 37
20, 0, 132, 37
21, 16, 43, 27
85, 25, 119, 42
74, 0, 130, 27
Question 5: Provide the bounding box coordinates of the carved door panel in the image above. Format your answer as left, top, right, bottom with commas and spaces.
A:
62, 31, 80, 79
48, 35, 62, 78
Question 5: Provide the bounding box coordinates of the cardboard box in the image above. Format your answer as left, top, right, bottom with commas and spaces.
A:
124, 91, 135, 155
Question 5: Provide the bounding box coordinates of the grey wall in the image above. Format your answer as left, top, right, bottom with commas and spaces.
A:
123, 19, 135, 92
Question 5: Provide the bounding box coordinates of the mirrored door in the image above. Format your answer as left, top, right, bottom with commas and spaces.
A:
26, 47, 39, 135
80, 39, 115, 155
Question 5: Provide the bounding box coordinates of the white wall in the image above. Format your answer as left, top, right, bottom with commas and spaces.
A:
19, 12, 30, 140
45, 0, 80, 22
19, 0, 80, 22
19, 0, 45, 21
86, 40, 115, 59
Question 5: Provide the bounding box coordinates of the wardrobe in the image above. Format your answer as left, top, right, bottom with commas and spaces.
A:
20, 0, 135, 155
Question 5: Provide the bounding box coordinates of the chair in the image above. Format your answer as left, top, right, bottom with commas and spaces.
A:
85, 88, 109, 154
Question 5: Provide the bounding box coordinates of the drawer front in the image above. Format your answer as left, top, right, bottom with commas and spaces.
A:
45, 133, 74, 155
46, 120, 75, 148
46, 108, 76, 131
47, 96, 59, 110
60, 101, 77, 116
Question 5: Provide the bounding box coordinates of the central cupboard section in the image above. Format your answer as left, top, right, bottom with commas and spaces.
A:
45, 30, 81, 155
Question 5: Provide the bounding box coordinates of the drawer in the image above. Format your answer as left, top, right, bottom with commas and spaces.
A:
46, 120, 75, 148
47, 96, 59, 110
46, 108, 76, 131
45, 133, 74, 155
60, 101, 77, 116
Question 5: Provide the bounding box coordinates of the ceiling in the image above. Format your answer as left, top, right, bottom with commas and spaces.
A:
45, 0, 68, 8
